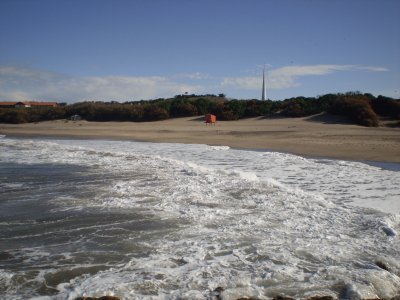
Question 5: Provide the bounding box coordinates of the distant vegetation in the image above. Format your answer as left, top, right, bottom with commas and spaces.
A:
0, 92, 399, 127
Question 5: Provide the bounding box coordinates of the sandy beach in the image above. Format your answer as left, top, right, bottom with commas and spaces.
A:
1, 114, 399, 163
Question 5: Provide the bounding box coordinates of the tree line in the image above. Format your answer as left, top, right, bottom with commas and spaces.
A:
0, 92, 399, 127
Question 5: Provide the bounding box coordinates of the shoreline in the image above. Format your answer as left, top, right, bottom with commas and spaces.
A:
1, 115, 399, 163
4, 133, 400, 172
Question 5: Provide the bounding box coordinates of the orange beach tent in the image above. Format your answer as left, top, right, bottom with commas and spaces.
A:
205, 114, 216, 125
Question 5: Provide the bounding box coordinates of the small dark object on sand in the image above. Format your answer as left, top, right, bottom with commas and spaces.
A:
273, 296, 294, 300
75, 296, 120, 300
375, 260, 390, 271
272, 296, 335, 300
210, 286, 225, 299
305, 296, 335, 300
0, 251, 14, 260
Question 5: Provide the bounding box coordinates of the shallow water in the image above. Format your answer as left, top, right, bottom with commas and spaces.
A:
0, 137, 399, 299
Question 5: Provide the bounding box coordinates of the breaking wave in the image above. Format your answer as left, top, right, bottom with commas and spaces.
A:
0, 138, 399, 299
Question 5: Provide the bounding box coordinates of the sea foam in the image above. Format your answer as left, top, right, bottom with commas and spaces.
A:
0, 137, 399, 299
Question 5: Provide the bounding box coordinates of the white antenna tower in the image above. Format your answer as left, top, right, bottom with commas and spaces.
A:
261, 65, 266, 101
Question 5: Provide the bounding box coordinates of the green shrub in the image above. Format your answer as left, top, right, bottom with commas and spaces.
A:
143, 105, 169, 121
372, 96, 400, 119
170, 102, 198, 117
329, 97, 379, 127
0, 109, 29, 123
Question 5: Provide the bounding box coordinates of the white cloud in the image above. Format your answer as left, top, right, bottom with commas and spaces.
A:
271, 64, 353, 77
221, 75, 296, 90
221, 64, 388, 90
0, 64, 389, 102
0, 66, 203, 102
356, 66, 389, 72
55, 76, 201, 101
0, 65, 62, 82
271, 64, 388, 77
221, 77, 260, 90
174, 72, 211, 80
0, 90, 30, 101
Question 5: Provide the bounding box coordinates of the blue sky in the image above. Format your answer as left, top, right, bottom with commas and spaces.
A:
0, 0, 399, 102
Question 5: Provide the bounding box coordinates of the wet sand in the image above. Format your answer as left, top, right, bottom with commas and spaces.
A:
1, 114, 399, 163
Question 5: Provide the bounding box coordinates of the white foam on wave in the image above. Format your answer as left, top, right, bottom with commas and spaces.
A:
3, 136, 398, 212
207, 145, 230, 151
1, 137, 400, 299
0, 270, 13, 289
58, 150, 400, 297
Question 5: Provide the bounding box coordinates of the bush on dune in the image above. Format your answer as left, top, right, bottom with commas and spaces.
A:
328, 96, 379, 127
0, 109, 30, 123
1, 93, 398, 126
0, 107, 67, 123
170, 102, 198, 117
371, 96, 400, 119
143, 105, 169, 121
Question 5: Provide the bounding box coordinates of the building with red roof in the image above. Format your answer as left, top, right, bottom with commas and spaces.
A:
0, 101, 58, 108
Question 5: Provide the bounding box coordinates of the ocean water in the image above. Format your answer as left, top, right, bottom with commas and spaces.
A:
0, 136, 399, 300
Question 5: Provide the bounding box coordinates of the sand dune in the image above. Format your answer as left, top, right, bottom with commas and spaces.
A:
1, 114, 399, 163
